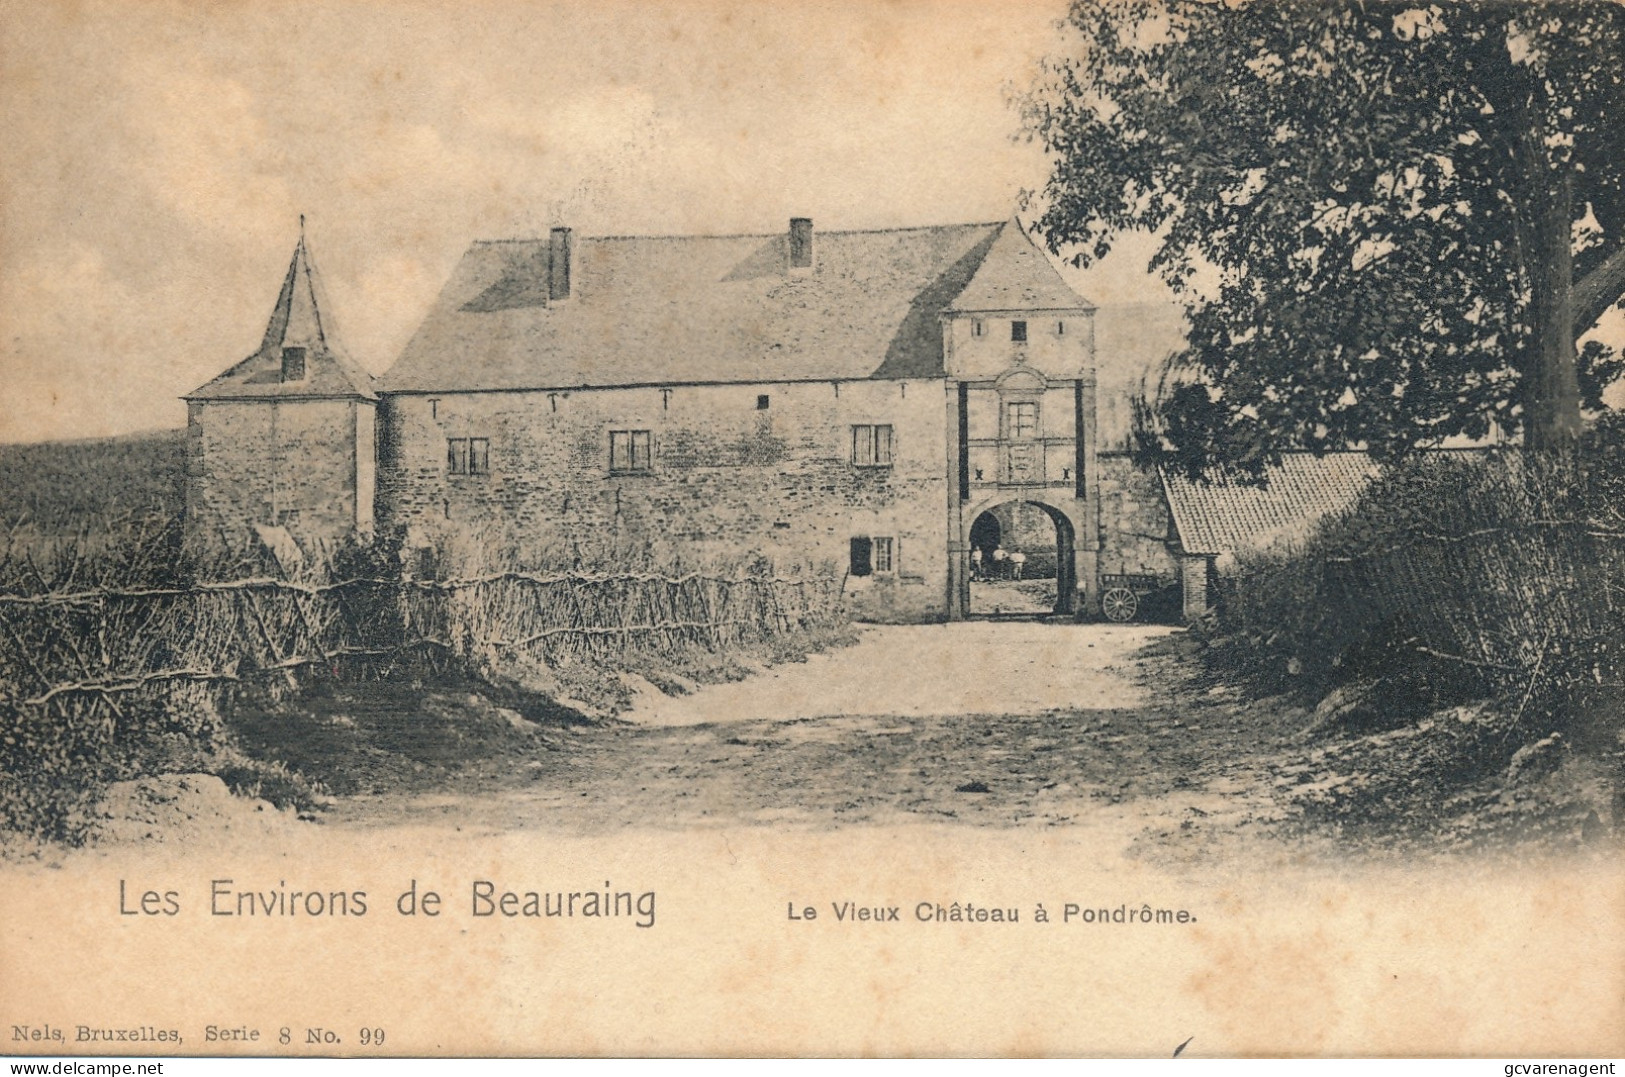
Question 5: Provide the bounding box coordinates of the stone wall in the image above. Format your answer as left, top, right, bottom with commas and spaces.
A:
377, 378, 951, 622
186, 398, 367, 553
1181, 554, 1212, 619
1096, 453, 1178, 582
963, 379, 1082, 494
944, 311, 1094, 380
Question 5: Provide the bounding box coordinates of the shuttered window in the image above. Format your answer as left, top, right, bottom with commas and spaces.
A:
851, 424, 894, 467
609, 430, 653, 473
850, 536, 897, 577
447, 437, 490, 475
849, 537, 872, 577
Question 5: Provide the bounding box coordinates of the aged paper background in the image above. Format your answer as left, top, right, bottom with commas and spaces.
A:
2, 0, 1623, 1058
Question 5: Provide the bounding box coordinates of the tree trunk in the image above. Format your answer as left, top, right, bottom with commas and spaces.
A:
1522, 169, 1583, 451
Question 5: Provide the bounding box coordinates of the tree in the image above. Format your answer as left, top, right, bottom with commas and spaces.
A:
1025, 0, 1625, 475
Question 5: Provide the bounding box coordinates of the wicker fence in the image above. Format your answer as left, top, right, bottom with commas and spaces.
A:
1213, 451, 1625, 716
0, 569, 844, 749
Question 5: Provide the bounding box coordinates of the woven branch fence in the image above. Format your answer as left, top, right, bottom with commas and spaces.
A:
0, 570, 844, 760
1214, 451, 1625, 713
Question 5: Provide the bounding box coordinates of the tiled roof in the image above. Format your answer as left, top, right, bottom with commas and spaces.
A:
1161, 452, 1380, 556
188, 237, 377, 401
380, 218, 1092, 393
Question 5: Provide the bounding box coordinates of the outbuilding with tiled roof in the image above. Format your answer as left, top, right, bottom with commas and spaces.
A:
1158, 453, 1380, 617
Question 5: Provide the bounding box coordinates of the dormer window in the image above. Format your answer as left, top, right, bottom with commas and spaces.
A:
789, 217, 814, 271
281, 346, 307, 382
1011, 321, 1028, 343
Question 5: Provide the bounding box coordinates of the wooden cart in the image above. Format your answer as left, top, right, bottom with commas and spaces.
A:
1098, 572, 1171, 623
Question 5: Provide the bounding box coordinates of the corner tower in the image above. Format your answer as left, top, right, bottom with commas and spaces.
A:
183, 226, 377, 557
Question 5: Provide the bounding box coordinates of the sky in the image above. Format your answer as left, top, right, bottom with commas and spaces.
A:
5, 1, 1618, 446
1, 0, 1186, 444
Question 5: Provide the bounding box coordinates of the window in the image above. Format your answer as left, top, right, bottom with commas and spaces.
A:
850, 536, 896, 577
872, 536, 896, 574
447, 437, 490, 475
851, 424, 894, 467
1007, 401, 1038, 439
757, 394, 771, 410
849, 537, 872, 577
972, 319, 985, 337
1011, 320, 1028, 342
281, 346, 306, 382
1056, 320, 1066, 336
609, 429, 653, 473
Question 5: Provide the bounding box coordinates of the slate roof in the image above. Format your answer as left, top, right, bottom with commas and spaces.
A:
945, 218, 1097, 313
188, 236, 377, 401
380, 218, 1093, 393
1160, 452, 1380, 556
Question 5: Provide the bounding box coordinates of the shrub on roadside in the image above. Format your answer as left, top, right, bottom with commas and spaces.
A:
1203, 427, 1625, 815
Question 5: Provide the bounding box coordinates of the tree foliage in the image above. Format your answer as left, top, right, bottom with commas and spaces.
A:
1026, 0, 1625, 475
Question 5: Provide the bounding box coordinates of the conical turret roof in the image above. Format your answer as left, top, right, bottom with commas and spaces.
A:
187, 231, 376, 401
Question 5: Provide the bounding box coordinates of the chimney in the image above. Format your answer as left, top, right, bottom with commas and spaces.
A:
789, 217, 813, 271
549, 226, 573, 300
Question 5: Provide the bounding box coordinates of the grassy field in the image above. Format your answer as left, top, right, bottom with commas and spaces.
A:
0, 429, 185, 531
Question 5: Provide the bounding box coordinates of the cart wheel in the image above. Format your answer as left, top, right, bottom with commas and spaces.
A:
1101, 587, 1138, 623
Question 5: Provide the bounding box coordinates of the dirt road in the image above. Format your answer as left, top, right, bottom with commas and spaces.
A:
329, 622, 1294, 856
10, 625, 1617, 1061
621, 621, 1180, 725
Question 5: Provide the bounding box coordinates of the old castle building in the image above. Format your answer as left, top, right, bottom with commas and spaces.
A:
186, 217, 1373, 621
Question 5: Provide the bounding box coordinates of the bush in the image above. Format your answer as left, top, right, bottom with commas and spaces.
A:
1207, 430, 1625, 756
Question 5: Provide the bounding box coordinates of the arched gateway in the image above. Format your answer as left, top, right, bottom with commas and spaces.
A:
956, 490, 1088, 618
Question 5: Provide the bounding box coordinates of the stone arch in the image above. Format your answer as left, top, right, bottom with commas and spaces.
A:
993, 365, 1048, 393
961, 491, 1081, 615
968, 511, 1002, 560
